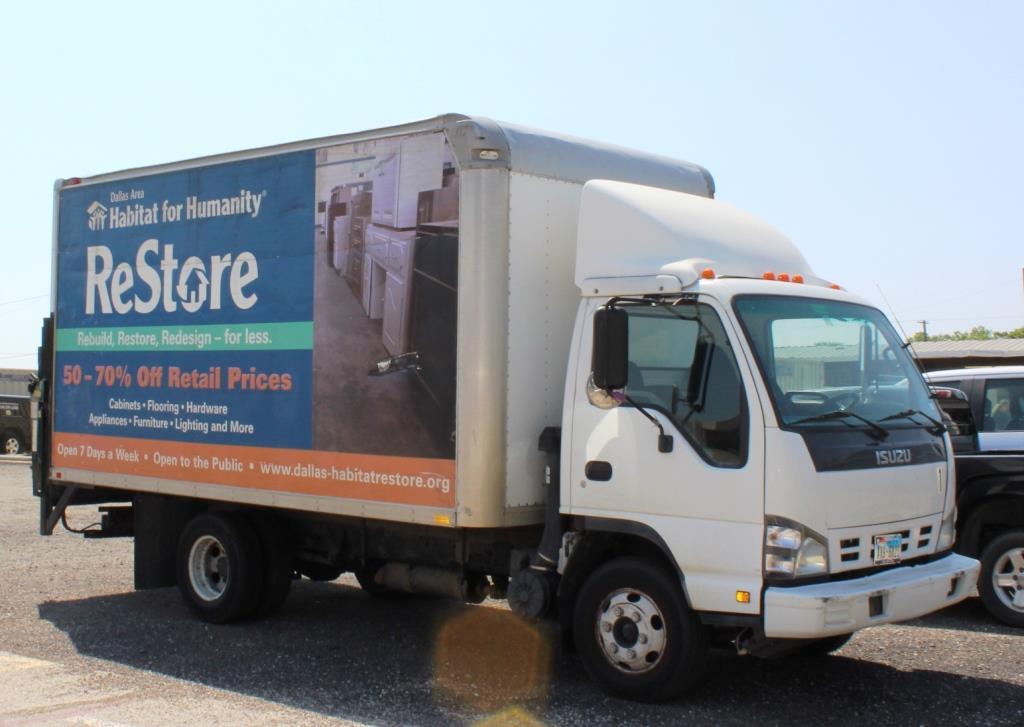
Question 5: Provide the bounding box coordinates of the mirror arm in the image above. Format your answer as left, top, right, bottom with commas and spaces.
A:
621, 394, 674, 453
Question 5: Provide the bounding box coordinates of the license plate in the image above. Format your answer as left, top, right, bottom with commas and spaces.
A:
873, 533, 902, 565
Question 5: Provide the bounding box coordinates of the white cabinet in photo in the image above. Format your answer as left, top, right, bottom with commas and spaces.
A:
364, 225, 415, 345
370, 134, 444, 229
370, 154, 399, 227
386, 236, 410, 278
365, 224, 390, 266
382, 271, 408, 355
362, 252, 385, 320
361, 251, 373, 314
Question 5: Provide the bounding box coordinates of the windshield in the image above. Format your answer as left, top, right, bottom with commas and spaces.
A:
733, 295, 940, 430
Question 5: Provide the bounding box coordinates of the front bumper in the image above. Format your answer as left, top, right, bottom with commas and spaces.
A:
763, 552, 979, 638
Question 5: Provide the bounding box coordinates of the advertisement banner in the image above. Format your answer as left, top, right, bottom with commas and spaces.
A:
54, 133, 459, 510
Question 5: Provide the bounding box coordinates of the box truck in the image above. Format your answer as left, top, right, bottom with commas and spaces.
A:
34, 114, 979, 701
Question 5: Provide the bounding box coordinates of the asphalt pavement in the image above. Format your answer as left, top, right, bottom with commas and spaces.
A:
1, 461, 1022, 726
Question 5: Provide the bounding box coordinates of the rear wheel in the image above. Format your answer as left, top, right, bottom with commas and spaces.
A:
573, 557, 709, 702
177, 511, 264, 623
979, 530, 1024, 628
249, 513, 293, 618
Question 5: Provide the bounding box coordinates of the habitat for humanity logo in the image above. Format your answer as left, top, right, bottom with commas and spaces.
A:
87, 201, 108, 231
84, 190, 265, 232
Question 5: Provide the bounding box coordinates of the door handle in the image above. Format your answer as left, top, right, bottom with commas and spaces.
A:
585, 461, 613, 481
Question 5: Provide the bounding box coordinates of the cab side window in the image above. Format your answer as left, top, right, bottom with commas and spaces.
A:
982, 379, 1024, 432
623, 303, 747, 467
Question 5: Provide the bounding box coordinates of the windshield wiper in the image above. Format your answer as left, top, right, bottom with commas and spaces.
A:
791, 409, 889, 440
878, 408, 946, 436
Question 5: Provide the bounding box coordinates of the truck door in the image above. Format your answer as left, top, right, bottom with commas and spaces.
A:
566, 297, 766, 615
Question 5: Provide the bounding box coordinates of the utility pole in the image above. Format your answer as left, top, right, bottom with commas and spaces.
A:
918, 320, 928, 341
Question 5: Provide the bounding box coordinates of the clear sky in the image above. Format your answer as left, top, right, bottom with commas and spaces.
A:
1, 1, 1020, 371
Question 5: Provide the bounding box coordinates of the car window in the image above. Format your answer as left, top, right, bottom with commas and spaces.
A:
982, 379, 1024, 432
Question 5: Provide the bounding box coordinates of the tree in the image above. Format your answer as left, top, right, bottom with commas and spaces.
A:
909, 325, 1024, 343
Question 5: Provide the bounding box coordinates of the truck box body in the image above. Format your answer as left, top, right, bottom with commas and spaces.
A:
48, 114, 712, 529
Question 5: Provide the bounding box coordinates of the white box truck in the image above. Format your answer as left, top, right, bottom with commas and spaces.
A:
34, 114, 979, 701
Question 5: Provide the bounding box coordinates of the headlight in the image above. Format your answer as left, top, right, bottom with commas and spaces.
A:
936, 509, 956, 551
765, 517, 829, 579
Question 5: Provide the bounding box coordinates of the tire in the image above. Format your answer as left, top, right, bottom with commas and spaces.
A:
799, 632, 853, 657
2, 432, 21, 455
248, 513, 292, 618
573, 557, 709, 702
176, 511, 265, 624
978, 530, 1024, 628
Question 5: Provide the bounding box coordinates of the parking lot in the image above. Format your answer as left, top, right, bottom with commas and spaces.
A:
1, 460, 1022, 726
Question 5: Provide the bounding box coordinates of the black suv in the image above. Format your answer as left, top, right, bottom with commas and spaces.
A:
926, 367, 1024, 627
0, 396, 30, 455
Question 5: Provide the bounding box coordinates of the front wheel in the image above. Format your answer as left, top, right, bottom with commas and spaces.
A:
573, 557, 709, 702
979, 530, 1024, 628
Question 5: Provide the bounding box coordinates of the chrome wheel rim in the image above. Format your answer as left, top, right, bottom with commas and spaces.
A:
189, 535, 229, 602
4, 437, 18, 454
595, 588, 667, 674
992, 546, 1024, 613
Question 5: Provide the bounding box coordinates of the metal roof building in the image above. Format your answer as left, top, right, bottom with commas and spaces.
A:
0, 369, 35, 397
908, 339, 1024, 371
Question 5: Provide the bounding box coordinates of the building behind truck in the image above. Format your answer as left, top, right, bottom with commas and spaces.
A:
35, 114, 978, 701
0, 369, 36, 397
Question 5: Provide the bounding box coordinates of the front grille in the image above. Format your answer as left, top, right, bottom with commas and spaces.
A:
829, 517, 939, 572
839, 537, 860, 562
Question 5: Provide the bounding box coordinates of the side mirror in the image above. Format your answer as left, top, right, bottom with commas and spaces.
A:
592, 307, 628, 390
930, 386, 978, 440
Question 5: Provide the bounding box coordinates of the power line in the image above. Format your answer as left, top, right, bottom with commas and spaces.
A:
0, 294, 48, 308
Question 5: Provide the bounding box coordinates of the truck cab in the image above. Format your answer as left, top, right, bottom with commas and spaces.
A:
551, 180, 978, 698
